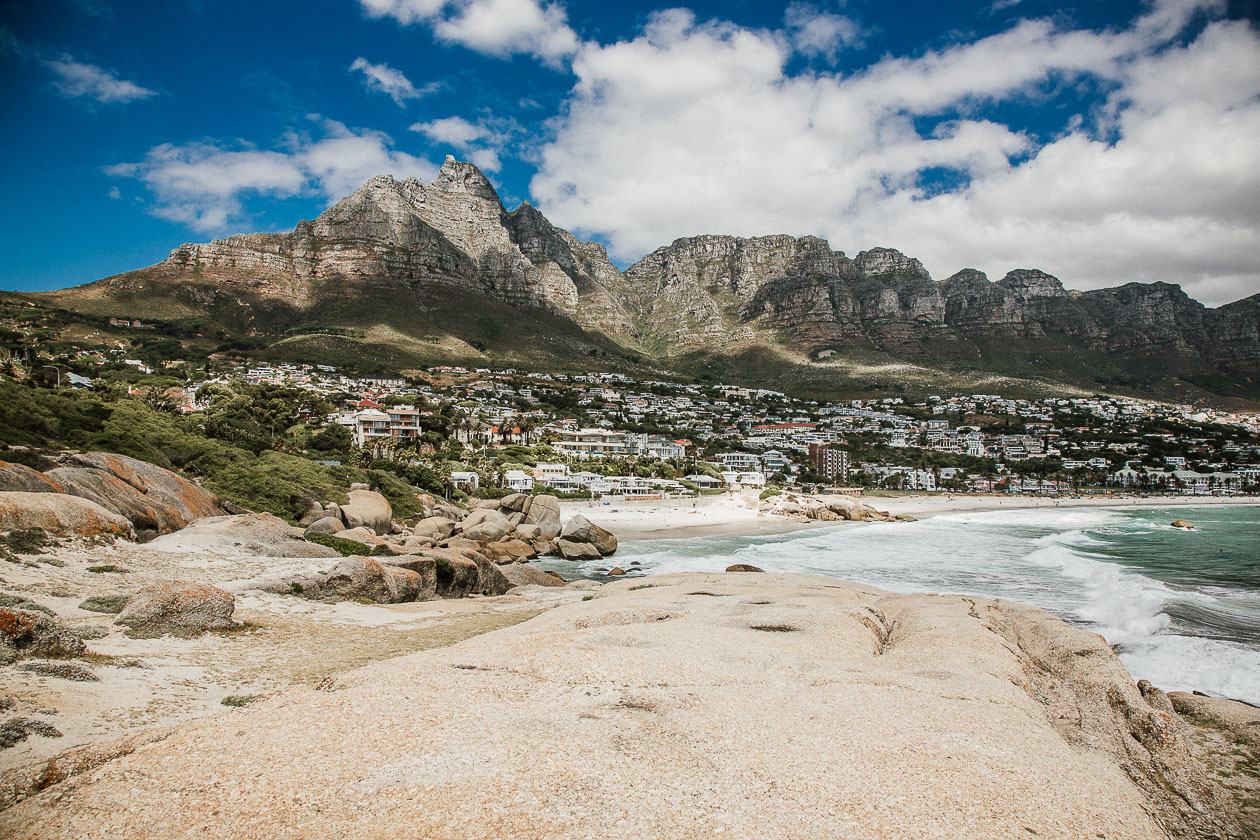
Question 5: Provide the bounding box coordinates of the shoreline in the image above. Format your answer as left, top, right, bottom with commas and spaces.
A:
563, 493, 1260, 542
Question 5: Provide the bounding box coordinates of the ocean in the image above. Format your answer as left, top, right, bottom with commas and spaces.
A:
549, 505, 1260, 705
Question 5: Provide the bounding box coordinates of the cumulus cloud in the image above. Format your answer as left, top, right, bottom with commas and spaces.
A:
529, 3, 1260, 305
410, 115, 505, 171
107, 118, 437, 232
784, 2, 864, 59
358, 0, 579, 65
42, 56, 157, 103
349, 57, 435, 106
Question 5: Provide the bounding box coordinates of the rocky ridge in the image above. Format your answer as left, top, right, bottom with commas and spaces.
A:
36, 158, 1260, 399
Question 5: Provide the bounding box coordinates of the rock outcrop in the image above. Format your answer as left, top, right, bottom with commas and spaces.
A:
114, 582, 237, 637
560, 515, 618, 557
3, 573, 1241, 839
337, 490, 393, 536
0, 608, 86, 662
146, 513, 341, 557
44, 452, 224, 535
0, 491, 133, 538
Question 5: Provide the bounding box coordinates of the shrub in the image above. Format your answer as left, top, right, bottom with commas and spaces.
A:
79, 594, 131, 614
3, 528, 51, 555
366, 469, 423, 519
202, 451, 351, 522
305, 532, 373, 556
86, 564, 127, 573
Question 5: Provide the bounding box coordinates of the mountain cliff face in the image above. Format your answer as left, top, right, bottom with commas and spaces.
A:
35, 159, 1260, 401
81, 157, 638, 341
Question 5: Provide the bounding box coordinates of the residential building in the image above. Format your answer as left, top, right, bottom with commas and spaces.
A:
807, 444, 849, 481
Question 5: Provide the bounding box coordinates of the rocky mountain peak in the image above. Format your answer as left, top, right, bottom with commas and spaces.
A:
853, 248, 931, 281
998, 269, 1068, 299
435, 156, 501, 202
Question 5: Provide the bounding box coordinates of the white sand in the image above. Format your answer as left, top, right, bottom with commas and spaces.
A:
560, 492, 818, 541
563, 492, 1260, 540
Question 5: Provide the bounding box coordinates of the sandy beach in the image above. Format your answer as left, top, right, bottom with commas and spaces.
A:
561, 492, 1260, 541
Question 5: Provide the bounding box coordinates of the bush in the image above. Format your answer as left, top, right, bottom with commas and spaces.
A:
78, 594, 131, 614
203, 451, 351, 522
366, 469, 423, 519
305, 532, 374, 557
759, 488, 782, 500
3, 528, 51, 555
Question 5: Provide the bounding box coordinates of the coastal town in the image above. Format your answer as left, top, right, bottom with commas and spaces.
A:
25, 346, 1260, 501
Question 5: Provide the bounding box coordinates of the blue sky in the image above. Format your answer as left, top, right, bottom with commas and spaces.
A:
1, 0, 1258, 304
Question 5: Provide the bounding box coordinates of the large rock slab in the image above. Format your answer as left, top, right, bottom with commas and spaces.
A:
49, 452, 223, 534
114, 582, 236, 637
338, 489, 392, 535
499, 564, 566, 588
560, 514, 618, 556
0, 491, 132, 538
0, 461, 64, 494
145, 514, 340, 558
321, 557, 422, 604
459, 509, 512, 543
555, 539, 601, 561
521, 494, 561, 539
3, 573, 1238, 839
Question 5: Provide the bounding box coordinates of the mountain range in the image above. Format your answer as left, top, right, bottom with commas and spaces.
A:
27, 157, 1260, 404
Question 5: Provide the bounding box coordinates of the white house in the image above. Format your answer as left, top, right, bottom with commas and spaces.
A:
503, 470, 534, 491
451, 471, 479, 490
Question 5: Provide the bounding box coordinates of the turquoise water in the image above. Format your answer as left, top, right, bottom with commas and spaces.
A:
550, 505, 1260, 704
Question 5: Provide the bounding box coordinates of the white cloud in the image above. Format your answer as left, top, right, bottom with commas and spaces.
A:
784, 2, 863, 60
410, 115, 503, 171
358, 0, 579, 65
411, 115, 490, 145
108, 118, 437, 232
42, 56, 155, 103
349, 57, 434, 107
529, 5, 1260, 305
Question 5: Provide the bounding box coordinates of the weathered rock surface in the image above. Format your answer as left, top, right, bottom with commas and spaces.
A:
499, 564, 567, 588
560, 514, 618, 556
522, 495, 562, 539
0, 491, 132, 538
114, 582, 237, 637
303, 516, 344, 537
0, 608, 86, 662
555, 539, 602, 561
459, 508, 513, 543
3, 572, 1242, 839
338, 490, 392, 535
725, 564, 765, 572
145, 513, 340, 558
321, 557, 423, 604
0, 462, 64, 494
47, 452, 223, 534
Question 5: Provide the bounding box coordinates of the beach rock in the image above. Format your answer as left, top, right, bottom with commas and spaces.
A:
442, 537, 483, 552
146, 513, 341, 558
726, 564, 765, 573
412, 516, 456, 540
606, 567, 626, 576
333, 527, 385, 547
1171, 519, 1195, 529
0, 462, 64, 494
1169, 691, 1260, 751
499, 564, 566, 588
322, 557, 400, 603
48, 452, 223, 534
339, 490, 393, 535
349, 482, 370, 492
807, 507, 841, 521
484, 539, 535, 562
0, 608, 86, 662
560, 515, 618, 556
424, 549, 512, 598
514, 523, 542, 540
556, 539, 602, 561
0, 492, 133, 539
522, 494, 561, 539
379, 556, 438, 600
499, 493, 531, 513
398, 536, 436, 554
461, 509, 512, 543
114, 582, 236, 637
304, 516, 345, 537
297, 502, 326, 527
